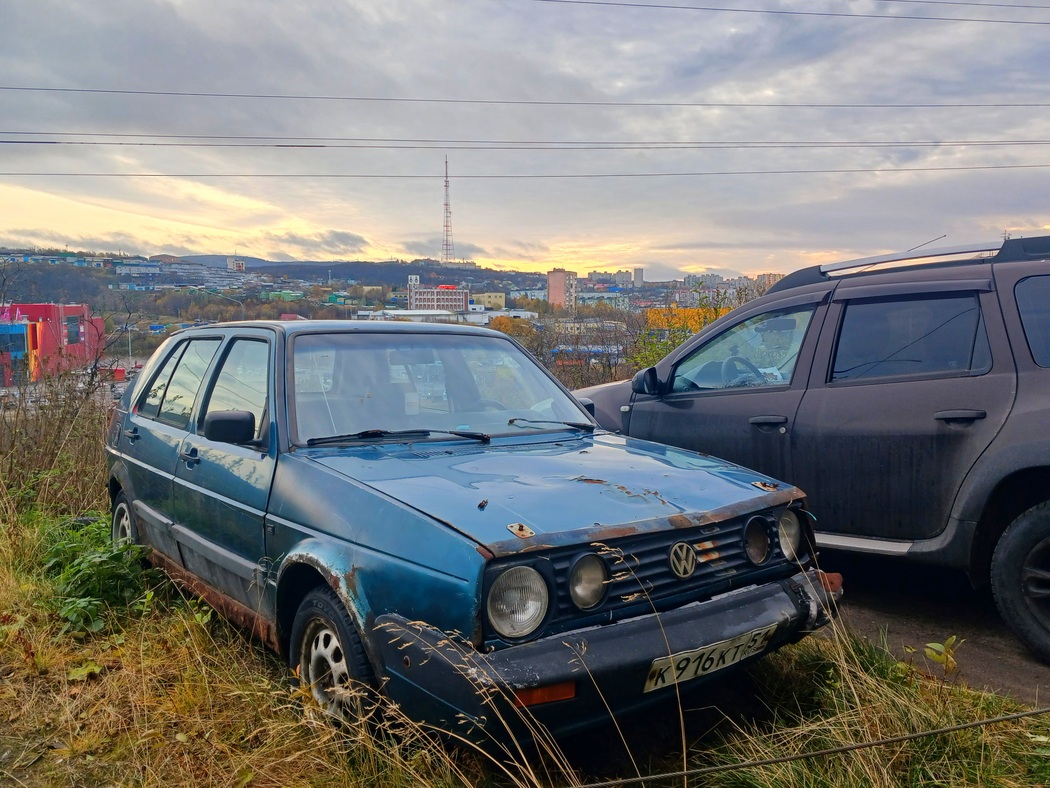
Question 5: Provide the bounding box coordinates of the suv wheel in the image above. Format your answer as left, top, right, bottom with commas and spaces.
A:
991, 502, 1050, 662
289, 587, 378, 722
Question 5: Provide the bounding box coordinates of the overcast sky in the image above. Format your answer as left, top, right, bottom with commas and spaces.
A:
2, 0, 1049, 280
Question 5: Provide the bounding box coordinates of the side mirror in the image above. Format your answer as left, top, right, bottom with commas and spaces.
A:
575, 396, 596, 416
631, 367, 660, 396
203, 410, 256, 445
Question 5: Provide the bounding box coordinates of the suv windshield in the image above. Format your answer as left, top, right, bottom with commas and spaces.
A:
291, 332, 591, 443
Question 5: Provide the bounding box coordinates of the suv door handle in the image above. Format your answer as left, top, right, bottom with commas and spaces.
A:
934, 409, 987, 422
749, 415, 788, 425
123, 427, 139, 441
178, 447, 200, 466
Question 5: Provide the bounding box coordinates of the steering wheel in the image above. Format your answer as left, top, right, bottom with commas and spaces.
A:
720, 356, 765, 387
472, 398, 508, 411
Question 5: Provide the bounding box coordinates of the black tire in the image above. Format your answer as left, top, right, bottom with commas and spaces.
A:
289, 587, 378, 721
111, 491, 138, 545
991, 501, 1050, 663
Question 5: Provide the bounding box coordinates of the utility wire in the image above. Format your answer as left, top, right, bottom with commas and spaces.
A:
5, 131, 1050, 146
526, 0, 1050, 24
3, 86, 1050, 109
3, 163, 1049, 178
571, 705, 1050, 788
4, 138, 1050, 151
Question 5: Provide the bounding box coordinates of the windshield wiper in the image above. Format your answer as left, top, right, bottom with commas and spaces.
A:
306, 428, 489, 447
506, 417, 596, 432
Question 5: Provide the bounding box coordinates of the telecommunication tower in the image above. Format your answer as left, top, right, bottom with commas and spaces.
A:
442, 157, 455, 265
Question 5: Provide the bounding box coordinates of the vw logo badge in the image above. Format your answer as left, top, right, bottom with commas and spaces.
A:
669, 542, 697, 579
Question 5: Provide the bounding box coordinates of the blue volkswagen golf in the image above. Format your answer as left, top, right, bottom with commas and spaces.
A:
105, 320, 840, 742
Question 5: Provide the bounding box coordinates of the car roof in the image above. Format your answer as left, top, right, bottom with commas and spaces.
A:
769, 234, 1050, 294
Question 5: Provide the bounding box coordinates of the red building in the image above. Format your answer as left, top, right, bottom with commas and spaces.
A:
0, 303, 105, 384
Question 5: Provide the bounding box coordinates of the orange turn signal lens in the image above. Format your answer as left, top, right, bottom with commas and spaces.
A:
513, 681, 576, 708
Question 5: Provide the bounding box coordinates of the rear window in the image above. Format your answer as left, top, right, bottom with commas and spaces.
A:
1016, 276, 1050, 367
831, 293, 991, 382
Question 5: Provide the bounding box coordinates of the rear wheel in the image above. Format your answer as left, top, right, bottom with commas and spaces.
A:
991, 502, 1050, 663
289, 587, 378, 721
111, 492, 137, 544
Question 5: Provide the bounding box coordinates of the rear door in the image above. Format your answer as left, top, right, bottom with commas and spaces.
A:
626, 291, 828, 483
172, 332, 277, 612
120, 337, 222, 561
791, 274, 1015, 541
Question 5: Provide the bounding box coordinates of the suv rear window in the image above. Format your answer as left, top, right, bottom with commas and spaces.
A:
1016, 276, 1050, 367
831, 293, 991, 382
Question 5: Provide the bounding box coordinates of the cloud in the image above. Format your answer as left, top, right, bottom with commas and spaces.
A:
2, 0, 1048, 278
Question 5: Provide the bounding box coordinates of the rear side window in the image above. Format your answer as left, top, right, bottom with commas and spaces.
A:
1016, 276, 1050, 367
831, 293, 991, 382
147, 339, 221, 429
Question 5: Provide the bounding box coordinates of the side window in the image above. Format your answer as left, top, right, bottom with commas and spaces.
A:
201, 340, 270, 440
137, 344, 186, 420
156, 339, 221, 429
1016, 276, 1050, 367
671, 306, 816, 393
831, 293, 990, 382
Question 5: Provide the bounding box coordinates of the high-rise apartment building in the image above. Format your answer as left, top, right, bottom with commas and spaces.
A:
547, 268, 578, 309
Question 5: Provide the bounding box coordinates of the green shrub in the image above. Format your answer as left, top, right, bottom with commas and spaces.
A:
42, 516, 157, 635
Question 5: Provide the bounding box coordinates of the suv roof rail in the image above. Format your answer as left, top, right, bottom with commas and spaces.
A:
819, 240, 1002, 275
768, 234, 1050, 295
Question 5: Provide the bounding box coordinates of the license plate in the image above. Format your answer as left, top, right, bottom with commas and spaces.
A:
643, 623, 778, 692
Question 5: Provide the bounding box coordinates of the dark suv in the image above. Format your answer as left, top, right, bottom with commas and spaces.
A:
578, 235, 1050, 661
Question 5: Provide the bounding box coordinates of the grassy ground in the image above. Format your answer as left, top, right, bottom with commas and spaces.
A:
2, 373, 1049, 786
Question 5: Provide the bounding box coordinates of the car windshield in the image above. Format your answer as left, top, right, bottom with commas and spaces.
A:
291, 331, 592, 443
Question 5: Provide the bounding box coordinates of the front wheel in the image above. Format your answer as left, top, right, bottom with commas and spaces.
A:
289, 587, 378, 722
991, 502, 1050, 663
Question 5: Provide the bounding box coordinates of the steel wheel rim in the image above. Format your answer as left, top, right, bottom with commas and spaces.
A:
1021, 535, 1050, 628
113, 503, 132, 543
299, 619, 352, 718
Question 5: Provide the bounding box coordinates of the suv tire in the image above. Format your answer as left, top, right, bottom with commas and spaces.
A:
991, 502, 1050, 662
111, 491, 138, 544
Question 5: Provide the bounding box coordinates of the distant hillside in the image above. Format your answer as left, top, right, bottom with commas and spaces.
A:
180, 255, 273, 268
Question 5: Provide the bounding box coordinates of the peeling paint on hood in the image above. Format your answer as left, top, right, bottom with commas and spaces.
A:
302, 433, 800, 553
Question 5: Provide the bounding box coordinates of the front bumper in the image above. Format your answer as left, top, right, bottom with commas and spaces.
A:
375, 569, 840, 743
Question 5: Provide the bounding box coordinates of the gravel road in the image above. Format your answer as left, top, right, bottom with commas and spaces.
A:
822, 550, 1050, 708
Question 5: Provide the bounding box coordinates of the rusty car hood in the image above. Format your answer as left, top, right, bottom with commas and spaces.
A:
301, 433, 801, 556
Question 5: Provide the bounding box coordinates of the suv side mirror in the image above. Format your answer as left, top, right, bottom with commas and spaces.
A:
203, 410, 256, 445
575, 396, 596, 416
631, 367, 660, 396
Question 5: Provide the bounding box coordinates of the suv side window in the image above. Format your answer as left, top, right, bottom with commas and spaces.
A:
670, 306, 816, 392
155, 339, 221, 429
1016, 276, 1050, 367
201, 339, 270, 440
831, 293, 991, 382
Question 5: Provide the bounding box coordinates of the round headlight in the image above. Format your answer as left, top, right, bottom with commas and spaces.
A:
487, 566, 548, 639
744, 517, 771, 565
778, 509, 803, 562
569, 554, 608, 610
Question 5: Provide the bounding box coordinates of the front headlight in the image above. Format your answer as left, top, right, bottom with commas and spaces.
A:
487, 566, 548, 639
778, 509, 803, 562
569, 554, 607, 609
744, 516, 771, 565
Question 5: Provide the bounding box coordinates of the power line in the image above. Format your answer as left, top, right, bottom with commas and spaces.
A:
3, 86, 1050, 109
880, 0, 1050, 7
525, 0, 1050, 24
2, 163, 1048, 178
4, 137, 1050, 151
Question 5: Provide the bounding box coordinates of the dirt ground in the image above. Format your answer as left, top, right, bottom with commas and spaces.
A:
821, 550, 1050, 708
